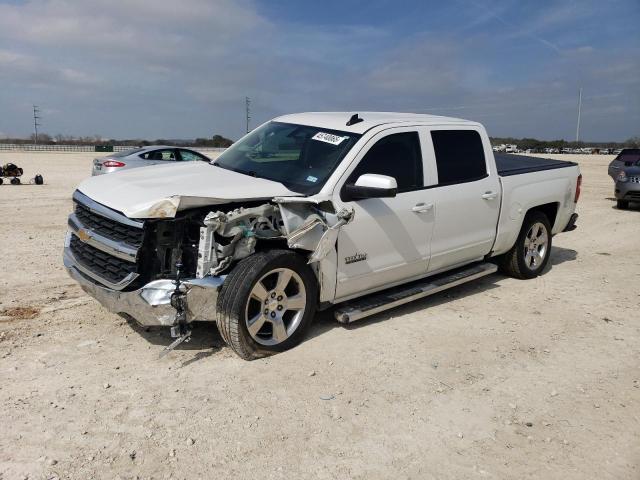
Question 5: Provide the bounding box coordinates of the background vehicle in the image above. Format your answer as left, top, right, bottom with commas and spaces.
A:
92, 146, 211, 176
614, 158, 640, 209
0, 163, 23, 184
65, 112, 581, 360
0, 163, 43, 185
608, 148, 640, 181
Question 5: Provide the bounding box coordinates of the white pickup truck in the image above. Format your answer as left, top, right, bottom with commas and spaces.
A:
64, 112, 581, 359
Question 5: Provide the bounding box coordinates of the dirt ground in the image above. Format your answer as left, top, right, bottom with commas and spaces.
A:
0, 151, 638, 480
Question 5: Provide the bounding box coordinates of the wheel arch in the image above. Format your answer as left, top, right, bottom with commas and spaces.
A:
526, 202, 559, 230
251, 243, 330, 307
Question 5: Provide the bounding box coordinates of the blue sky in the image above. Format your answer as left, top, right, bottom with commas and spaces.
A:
0, 0, 638, 141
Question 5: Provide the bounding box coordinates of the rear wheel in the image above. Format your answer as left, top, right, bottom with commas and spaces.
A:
10, 177, 20, 185
499, 211, 552, 279
216, 250, 318, 360
617, 199, 629, 210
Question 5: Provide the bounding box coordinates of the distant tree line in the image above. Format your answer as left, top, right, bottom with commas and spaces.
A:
1, 132, 638, 150
0, 133, 235, 148
489, 136, 640, 150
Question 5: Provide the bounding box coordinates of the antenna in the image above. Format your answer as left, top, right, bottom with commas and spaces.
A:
245, 97, 251, 133
575, 88, 582, 142
346, 113, 363, 126
33, 105, 41, 144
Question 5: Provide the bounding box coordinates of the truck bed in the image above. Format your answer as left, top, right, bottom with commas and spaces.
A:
495, 153, 577, 177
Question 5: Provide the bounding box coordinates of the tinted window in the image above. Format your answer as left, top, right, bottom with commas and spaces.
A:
348, 132, 423, 192
431, 130, 487, 185
140, 149, 177, 161
179, 149, 208, 162
616, 149, 640, 165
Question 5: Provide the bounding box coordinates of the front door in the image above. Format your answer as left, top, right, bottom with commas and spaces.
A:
334, 128, 435, 300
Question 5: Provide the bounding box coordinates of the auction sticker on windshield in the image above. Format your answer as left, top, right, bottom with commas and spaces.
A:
312, 132, 348, 145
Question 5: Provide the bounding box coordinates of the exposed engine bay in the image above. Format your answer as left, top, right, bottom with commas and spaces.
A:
141, 198, 354, 286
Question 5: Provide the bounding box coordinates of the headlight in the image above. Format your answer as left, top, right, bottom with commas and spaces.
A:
617, 171, 628, 182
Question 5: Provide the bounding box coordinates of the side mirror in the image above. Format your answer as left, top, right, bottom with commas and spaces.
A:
342, 174, 398, 201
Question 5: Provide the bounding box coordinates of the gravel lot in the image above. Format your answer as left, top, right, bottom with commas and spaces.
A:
0, 152, 638, 480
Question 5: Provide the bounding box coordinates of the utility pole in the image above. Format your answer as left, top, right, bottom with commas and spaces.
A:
245, 97, 251, 133
33, 105, 41, 144
575, 88, 582, 143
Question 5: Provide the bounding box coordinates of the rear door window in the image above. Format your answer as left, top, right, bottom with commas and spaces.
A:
347, 132, 423, 192
431, 130, 487, 185
140, 149, 177, 161
179, 149, 209, 162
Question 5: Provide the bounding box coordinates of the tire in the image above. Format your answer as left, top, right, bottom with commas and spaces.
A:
10, 177, 20, 185
34, 174, 44, 185
0, 178, 3, 185
499, 210, 552, 279
617, 199, 629, 210
216, 250, 318, 360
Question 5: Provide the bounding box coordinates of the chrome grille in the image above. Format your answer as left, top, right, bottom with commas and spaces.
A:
74, 202, 143, 247
66, 190, 144, 290
70, 236, 137, 285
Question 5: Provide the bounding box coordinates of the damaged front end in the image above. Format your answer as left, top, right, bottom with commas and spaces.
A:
196, 199, 354, 278
64, 189, 352, 332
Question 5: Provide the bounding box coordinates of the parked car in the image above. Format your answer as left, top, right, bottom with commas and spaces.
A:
64, 112, 581, 360
92, 146, 212, 176
608, 148, 640, 182
614, 156, 640, 209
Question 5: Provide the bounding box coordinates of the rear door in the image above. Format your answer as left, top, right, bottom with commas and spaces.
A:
426, 128, 501, 273
334, 127, 436, 300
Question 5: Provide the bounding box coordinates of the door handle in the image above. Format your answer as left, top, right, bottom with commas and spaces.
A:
412, 203, 434, 213
481, 191, 498, 200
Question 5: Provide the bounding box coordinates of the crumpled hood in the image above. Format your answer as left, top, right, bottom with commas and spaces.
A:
77, 161, 301, 218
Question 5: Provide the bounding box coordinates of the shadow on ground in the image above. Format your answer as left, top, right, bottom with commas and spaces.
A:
125, 319, 224, 365
124, 245, 580, 360
605, 196, 640, 211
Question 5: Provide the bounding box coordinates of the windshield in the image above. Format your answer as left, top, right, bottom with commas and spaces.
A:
616, 149, 640, 166
214, 121, 361, 195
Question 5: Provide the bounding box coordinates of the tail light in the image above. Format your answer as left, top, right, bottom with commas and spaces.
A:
574, 174, 582, 203
102, 160, 125, 168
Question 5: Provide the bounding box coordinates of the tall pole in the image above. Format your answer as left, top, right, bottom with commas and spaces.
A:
575, 88, 582, 142
245, 97, 251, 133
33, 105, 41, 144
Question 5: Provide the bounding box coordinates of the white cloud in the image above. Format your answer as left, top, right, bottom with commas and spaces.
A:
0, 0, 637, 141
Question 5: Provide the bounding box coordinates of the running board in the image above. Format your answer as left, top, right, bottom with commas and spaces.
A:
334, 262, 498, 324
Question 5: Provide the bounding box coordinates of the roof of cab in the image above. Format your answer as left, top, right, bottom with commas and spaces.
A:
273, 112, 479, 134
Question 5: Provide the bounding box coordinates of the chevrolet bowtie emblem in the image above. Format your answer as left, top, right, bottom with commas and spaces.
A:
77, 229, 91, 242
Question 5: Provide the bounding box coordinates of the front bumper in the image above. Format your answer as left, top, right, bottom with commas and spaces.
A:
64, 244, 225, 326
614, 181, 640, 202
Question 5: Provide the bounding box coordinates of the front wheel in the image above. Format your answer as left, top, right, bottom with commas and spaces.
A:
499, 211, 552, 279
617, 199, 629, 210
216, 250, 318, 360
